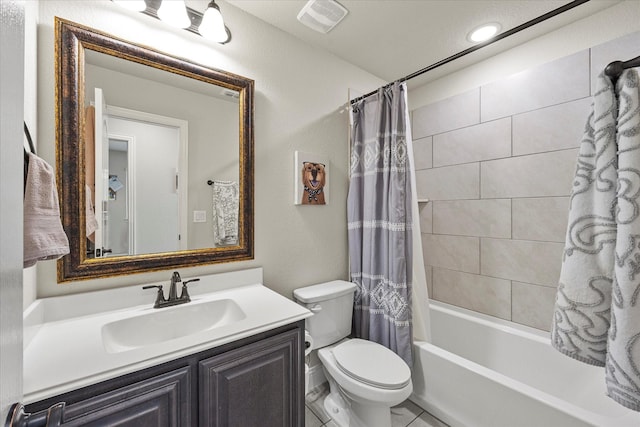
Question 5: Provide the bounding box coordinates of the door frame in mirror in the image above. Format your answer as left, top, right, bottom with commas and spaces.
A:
55, 17, 254, 282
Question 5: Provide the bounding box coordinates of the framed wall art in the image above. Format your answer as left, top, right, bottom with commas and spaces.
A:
294, 151, 329, 205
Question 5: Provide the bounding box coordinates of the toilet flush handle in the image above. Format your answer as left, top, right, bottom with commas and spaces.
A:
308, 304, 322, 313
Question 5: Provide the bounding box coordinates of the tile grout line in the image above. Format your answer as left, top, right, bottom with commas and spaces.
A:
404, 411, 423, 427
415, 144, 580, 171
508, 105, 517, 324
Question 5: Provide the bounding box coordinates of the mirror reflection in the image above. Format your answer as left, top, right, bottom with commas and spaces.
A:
84, 50, 240, 258
56, 18, 254, 282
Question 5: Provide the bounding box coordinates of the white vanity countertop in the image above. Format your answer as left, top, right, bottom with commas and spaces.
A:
23, 268, 311, 404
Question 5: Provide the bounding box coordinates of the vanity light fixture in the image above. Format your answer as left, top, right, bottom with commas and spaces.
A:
467, 22, 501, 43
111, 0, 232, 44
157, 0, 191, 29
199, 1, 228, 43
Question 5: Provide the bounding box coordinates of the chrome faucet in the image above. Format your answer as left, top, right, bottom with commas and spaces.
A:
143, 271, 200, 309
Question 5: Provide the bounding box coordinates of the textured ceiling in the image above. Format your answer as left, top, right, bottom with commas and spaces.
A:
197, 1, 620, 88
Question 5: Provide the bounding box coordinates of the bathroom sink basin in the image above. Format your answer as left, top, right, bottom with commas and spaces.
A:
102, 299, 246, 353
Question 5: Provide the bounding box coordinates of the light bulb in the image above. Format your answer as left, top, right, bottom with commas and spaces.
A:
112, 0, 147, 12
199, 2, 228, 43
467, 23, 501, 43
157, 0, 191, 29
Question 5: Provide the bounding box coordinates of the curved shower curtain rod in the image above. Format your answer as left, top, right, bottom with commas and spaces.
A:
350, 0, 591, 105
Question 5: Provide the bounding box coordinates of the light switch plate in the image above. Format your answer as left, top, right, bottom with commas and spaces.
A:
193, 210, 207, 223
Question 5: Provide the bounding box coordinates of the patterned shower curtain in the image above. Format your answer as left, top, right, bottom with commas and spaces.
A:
348, 82, 413, 366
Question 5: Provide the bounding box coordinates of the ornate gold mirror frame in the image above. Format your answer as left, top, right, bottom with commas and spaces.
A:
56, 18, 254, 282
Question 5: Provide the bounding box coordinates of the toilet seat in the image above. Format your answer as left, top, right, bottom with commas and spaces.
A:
332, 339, 411, 390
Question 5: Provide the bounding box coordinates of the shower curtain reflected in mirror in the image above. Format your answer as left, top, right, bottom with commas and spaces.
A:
348, 82, 430, 367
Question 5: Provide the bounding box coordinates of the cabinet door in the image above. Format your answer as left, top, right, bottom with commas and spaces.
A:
61, 366, 191, 427
199, 329, 302, 427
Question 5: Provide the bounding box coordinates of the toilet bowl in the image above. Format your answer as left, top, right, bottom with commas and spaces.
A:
319, 339, 412, 403
318, 339, 412, 427
293, 281, 413, 427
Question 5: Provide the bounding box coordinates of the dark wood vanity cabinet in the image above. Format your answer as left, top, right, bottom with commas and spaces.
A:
25, 321, 305, 427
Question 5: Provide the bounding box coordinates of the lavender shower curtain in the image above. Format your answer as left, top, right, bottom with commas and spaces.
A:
348, 82, 413, 366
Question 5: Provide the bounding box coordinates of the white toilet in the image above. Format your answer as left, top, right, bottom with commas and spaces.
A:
294, 280, 412, 427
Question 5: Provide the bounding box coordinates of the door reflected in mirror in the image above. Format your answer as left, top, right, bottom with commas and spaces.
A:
55, 18, 254, 282
90, 103, 188, 258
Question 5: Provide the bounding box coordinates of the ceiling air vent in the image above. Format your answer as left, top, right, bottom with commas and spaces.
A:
297, 0, 348, 34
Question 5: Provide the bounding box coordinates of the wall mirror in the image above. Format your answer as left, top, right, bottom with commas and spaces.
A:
56, 17, 254, 282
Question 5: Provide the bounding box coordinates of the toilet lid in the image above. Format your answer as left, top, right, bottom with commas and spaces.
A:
332, 339, 411, 389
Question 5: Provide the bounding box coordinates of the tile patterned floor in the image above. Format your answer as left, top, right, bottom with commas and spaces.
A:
305, 384, 449, 427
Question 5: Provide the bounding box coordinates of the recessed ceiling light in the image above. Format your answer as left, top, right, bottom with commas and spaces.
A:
467, 23, 501, 43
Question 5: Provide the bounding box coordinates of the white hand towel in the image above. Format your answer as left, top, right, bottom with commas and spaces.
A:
212, 181, 238, 246
23, 152, 70, 267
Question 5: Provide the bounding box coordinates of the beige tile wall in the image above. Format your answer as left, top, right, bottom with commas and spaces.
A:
412, 32, 640, 331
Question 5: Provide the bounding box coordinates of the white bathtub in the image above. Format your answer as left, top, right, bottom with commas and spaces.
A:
411, 301, 640, 427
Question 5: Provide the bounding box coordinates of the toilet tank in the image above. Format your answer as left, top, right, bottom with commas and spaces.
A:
293, 280, 357, 349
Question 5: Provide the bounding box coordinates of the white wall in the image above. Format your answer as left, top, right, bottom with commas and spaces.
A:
35, 0, 385, 299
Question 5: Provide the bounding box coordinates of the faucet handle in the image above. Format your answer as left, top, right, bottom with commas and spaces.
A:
179, 278, 200, 302
142, 285, 165, 308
